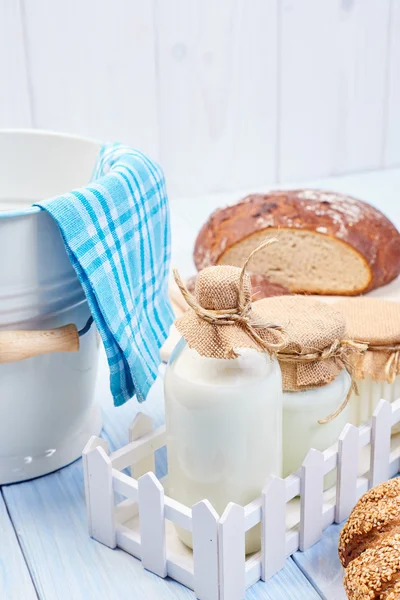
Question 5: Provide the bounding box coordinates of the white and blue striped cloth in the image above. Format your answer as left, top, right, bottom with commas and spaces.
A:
36, 143, 174, 407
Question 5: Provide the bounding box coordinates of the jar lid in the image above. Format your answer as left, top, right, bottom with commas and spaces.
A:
336, 298, 400, 382
174, 263, 286, 360
255, 296, 348, 391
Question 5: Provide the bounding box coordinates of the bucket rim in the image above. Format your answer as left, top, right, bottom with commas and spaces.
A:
0, 129, 101, 219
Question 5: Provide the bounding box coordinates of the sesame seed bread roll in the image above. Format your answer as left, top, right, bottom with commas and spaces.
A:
339, 479, 400, 599
343, 534, 400, 600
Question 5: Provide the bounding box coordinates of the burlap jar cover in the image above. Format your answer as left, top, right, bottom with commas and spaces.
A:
255, 296, 351, 387
173, 264, 285, 360
335, 298, 400, 383
255, 296, 365, 423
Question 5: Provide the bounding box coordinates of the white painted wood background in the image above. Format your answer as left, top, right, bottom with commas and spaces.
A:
2, 0, 399, 196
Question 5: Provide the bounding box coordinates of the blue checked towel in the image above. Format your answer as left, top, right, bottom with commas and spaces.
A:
35, 143, 174, 407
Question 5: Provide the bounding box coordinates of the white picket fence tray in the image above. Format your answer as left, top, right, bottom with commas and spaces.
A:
83, 397, 400, 600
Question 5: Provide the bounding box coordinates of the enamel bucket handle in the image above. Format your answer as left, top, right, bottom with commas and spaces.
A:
0, 324, 79, 364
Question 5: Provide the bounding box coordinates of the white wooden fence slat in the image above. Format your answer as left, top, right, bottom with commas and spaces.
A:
116, 525, 141, 559
115, 499, 138, 525
356, 477, 369, 501
82, 443, 116, 548
166, 560, 195, 590
82, 436, 108, 536
164, 496, 193, 532
110, 425, 166, 471
218, 503, 246, 600
138, 472, 167, 578
358, 424, 372, 448
112, 469, 139, 501
285, 474, 301, 501
286, 531, 300, 557
391, 399, 400, 426
129, 412, 155, 478
322, 505, 335, 529
261, 476, 286, 580
335, 423, 359, 523
322, 444, 338, 474
370, 399, 392, 487
300, 449, 324, 551
244, 497, 262, 531
192, 500, 219, 600
389, 451, 400, 479
245, 555, 262, 588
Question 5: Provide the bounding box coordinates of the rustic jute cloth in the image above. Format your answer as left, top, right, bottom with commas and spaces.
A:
336, 298, 400, 383
254, 296, 352, 391
173, 240, 286, 360
173, 265, 285, 359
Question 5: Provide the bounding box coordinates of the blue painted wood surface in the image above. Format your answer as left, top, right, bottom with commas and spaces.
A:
293, 523, 346, 600
0, 492, 37, 599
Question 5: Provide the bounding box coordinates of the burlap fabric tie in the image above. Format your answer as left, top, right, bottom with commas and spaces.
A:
173, 242, 286, 360
254, 296, 365, 423
336, 298, 400, 384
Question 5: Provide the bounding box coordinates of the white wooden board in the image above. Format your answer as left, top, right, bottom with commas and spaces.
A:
384, 0, 400, 167
21, 0, 159, 157
155, 0, 278, 196
278, 0, 391, 181
0, 0, 32, 128
0, 492, 37, 600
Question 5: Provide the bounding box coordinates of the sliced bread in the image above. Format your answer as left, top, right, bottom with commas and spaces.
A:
193, 190, 400, 296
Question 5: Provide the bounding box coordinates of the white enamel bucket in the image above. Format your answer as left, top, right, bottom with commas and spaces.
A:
0, 130, 102, 484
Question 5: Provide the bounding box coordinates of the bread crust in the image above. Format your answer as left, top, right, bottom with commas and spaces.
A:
193, 190, 400, 295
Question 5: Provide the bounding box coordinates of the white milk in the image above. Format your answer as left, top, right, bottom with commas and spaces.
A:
164, 338, 282, 553
349, 376, 400, 432
282, 370, 351, 487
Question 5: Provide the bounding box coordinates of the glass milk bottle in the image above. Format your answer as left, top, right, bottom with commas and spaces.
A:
255, 296, 353, 487
336, 298, 400, 432
165, 264, 285, 554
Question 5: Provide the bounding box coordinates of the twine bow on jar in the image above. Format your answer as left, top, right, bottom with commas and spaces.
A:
361, 343, 400, 385
276, 339, 368, 424
173, 239, 287, 360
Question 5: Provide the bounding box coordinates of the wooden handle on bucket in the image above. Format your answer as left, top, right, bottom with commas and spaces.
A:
0, 324, 80, 364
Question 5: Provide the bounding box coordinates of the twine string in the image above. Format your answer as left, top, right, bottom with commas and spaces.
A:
358, 343, 400, 385
173, 238, 285, 357
277, 339, 368, 424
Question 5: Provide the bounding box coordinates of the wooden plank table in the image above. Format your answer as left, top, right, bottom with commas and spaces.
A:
2, 167, 400, 599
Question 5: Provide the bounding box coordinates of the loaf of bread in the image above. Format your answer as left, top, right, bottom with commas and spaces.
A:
339, 479, 400, 599
194, 190, 400, 296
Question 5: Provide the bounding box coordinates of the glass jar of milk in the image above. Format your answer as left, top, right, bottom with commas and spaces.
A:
336, 298, 400, 432
254, 295, 354, 488
283, 370, 351, 481
165, 339, 282, 554
167, 260, 285, 554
